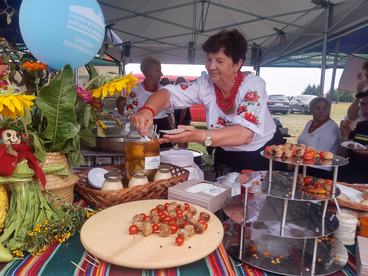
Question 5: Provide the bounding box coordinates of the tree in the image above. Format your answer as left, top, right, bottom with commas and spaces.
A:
330, 89, 354, 103
303, 84, 320, 96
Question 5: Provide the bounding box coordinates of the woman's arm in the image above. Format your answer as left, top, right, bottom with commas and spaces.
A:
160, 125, 254, 147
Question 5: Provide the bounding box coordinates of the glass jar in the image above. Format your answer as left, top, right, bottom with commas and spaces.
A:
154, 164, 173, 181
102, 172, 123, 191
124, 125, 160, 181
129, 170, 149, 187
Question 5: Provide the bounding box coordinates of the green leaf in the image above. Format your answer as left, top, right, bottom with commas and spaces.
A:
28, 132, 46, 162
79, 128, 96, 147
0, 243, 12, 262
83, 104, 91, 128
36, 65, 80, 152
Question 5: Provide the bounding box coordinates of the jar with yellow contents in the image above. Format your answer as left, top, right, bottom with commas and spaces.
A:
124, 125, 160, 181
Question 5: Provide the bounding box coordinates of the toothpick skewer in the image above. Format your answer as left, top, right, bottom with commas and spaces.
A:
334, 198, 341, 214
83, 257, 98, 267
70, 261, 86, 272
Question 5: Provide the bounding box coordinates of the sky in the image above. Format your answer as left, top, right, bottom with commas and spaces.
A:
125, 63, 343, 97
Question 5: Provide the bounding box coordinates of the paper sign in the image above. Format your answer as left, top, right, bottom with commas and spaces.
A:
185, 183, 226, 196
339, 55, 368, 92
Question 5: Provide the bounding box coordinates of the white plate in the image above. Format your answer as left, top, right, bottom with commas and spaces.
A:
159, 128, 186, 135
341, 141, 367, 151
87, 168, 109, 189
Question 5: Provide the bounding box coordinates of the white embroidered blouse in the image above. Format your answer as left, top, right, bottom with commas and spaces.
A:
125, 83, 173, 119
165, 73, 276, 151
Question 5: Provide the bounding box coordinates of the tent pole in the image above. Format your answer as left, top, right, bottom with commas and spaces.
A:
319, 1, 331, 96
328, 38, 340, 101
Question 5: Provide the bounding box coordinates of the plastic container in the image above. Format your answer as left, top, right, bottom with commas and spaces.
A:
102, 172, 123, 191
335, 212, 358, 245
154, 164, 173, 181
128, 171, 149, 187
124, 125, 160, 181
359, 216, 368, 237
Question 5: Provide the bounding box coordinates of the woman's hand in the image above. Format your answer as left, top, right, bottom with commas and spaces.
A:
131, 110, 154, 135
159, 125, 206, 145
339, 120, 352, 141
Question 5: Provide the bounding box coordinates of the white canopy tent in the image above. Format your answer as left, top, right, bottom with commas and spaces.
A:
99, 0, 368, 93
99, 0, 367, 64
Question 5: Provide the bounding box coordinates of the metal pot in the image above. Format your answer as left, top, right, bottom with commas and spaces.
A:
94, 121, 129, 152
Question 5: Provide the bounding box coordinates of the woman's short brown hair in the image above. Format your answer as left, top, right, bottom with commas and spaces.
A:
140, 56, 161, 75
202, 29, 247, 64
309, 96, 331, 113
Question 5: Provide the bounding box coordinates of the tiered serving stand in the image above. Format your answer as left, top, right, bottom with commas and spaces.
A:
223, 152, 349, 275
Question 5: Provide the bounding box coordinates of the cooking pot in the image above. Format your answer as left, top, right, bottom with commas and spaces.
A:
94, 121, 129, 152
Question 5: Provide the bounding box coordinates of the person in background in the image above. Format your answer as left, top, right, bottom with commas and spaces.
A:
174, 77, 192, 148
338, 83, 368, 184
131, 29, 284, 173
297, 97, 340, 178
160, 77, 171, 86
126, 56, 174, 148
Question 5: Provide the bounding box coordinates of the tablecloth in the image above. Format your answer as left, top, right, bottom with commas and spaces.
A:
0, 234, 357, 276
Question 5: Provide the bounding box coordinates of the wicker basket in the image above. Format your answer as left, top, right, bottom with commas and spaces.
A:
41, 152, 79, 204
75, 164, 189, 209
336, 182, 368, 212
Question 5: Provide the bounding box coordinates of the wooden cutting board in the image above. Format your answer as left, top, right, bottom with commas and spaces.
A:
80, 199, 224, 269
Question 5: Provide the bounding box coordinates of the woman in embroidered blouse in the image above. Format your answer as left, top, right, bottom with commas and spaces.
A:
132, 29, 284, 172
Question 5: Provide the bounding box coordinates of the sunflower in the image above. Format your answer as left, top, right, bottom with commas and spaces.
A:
92, 74, 138, 99
0, 93, 36, 119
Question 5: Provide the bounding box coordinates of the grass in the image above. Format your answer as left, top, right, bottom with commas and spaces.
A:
188, 103, 350, 168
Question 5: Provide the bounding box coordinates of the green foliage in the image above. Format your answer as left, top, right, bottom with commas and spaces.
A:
330, 89, 354, 103
303, 84, 320, 96
35, 65, 82, 166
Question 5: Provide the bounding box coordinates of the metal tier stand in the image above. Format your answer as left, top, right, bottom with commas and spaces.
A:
223, 152, 349, 276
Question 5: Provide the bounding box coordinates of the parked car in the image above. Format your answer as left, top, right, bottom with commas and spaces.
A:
290, 95, 317, 114
267, 94, 290, 115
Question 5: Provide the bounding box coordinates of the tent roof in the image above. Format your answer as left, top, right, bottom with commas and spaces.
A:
98, 0, 367, 67
1, 0, 367, 68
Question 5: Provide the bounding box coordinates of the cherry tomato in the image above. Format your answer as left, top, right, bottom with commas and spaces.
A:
303, 152, 314, 161
303, 176, 313, 185
144, 216, 151, 222
170, 224, 179, 234
129, 224, 139, 235
198, 218, 206, 224
176, 209, 183, 216
184, 203, 190, 211
265, 145, 273, 154
152, 223, 159, 234
199, 221, 208, 231
325, 179, 333, 186
163, 216, 171, 223
175, 235, 184, 246
159, 214, 166, 221
164, 203, 170, 210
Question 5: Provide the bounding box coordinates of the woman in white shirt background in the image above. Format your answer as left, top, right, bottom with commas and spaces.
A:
297, 96, 340, 178
131, 29, 285, 174
126, 56, 175, 148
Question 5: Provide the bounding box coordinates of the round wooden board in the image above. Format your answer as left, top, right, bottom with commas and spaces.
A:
80, 199, 224, 269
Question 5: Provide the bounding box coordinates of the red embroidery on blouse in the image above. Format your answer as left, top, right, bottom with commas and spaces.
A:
244, 91, 260, 102
180, 83, 189, 90
244, 112, 259, 125
126, 104, 134, 110
216, 116, 233, 127
236, 105, 247, 115
132, 100, 138, 106
129, 92, 136, 98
